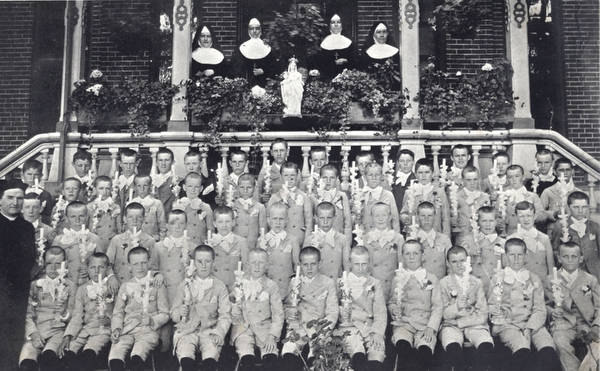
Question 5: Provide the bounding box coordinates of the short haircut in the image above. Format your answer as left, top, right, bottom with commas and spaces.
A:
401, 239, 424, 254
157, 147, 174, 160
267, 202, 288, 217
505, 238, 526, 254
506, 164, 524, 176
364, 162, 382, 174
299, 246, 321, 262
451, 145, 469, 157
417, 201, 436, 214
238, 173, 256, 185
125, 202, 146, 216
553, 157, 573, 170
350, 245, 370, 259
461, 165, 479, 178
63, 177, 82, 189
477, 206, 495, 217
396, 149, 415, 161
515, 200, 535, 213
45, 246, 66, 262
356, 151, 375, 163
65, 201, 87, 215
316, 201, 336, 216
280, 161, 299, 174
168, 209, 188, 223
371, 202, 390, 215
72, 149, 92, 163
535, 149, 553, 158
214, 205, 234, 220
127, 246, 149, 263
492, 151, 510, 162
93, 175, 112, 187
310, 147, 327, 158
87, 252, 110, 267
557, 241, 582, 255
22, 159, 43, 173
229, 150, 249, 162
119, 149, 139, 161
248, 248, 269, 260
184, 150, 202, 160
193, 244, 215, 260
24, 193, 42, 202
414, 158, 434, 172
447, 246, 468, 261
320, 164, 339, 177
185, 171, 203, 184
567, 191, 589, 205
134, 174, 152, 184
270, 138, 288, 150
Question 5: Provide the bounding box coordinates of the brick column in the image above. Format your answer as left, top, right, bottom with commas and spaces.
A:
168, 0, 192, 131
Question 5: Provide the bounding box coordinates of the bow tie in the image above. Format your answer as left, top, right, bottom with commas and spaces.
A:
410, 183, 433, 198
395, 172, 410, 186
367, 229, 395, 247
560, 268, 578, 287
118, 175, 135, 190
301, 275, 316, 285
25, 186, 43, 195
39, 276, 62, 301
238, 198, 254, 210
570, 218, 587, 238
229, 173, 240, 186
151, 172, 172, 188
417, 229, 436, 248
538, 174, 555, 182
95, 197, 114, 212
322, 188, 337, 202
484, 233, 498, 243
242, 278, 262, 301
131, 196, 154, 209
450, 166, 462, 177
346, 272, 367, 298
410, 268, 427, 284
190, 277, 213, 302
75, 174, 91, 184
265, 231, 286, 248
503, 267, 529, 285
164, 235, 187, 252
210, 233, 233, 247
62, 228, 84, 245
362, 186, 383, 201
507, 187, 528, 203
314, 228, 336, 247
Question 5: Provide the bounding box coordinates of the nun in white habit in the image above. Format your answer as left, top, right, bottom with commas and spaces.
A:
234, 18, 275, 88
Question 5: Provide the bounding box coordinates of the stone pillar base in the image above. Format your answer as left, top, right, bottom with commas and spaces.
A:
512, 117, 535, 129
168, 120, 189, 132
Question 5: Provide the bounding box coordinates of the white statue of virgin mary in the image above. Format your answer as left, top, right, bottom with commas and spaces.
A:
280, 57, 304, 117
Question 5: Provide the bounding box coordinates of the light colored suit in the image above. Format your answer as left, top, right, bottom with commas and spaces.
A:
106, 230, 155, 284
455, 189, 490, 236
172, 197, 213, 247
154, 175, 177, 215
456, 233, 505, 293
210, 232, 249, 293
502, 187, 547, 235
411, 229, 452, 280
267, 188, 313, 246
361, 187, 400, 233
551, 218, 600, 277
363, 229, 405, 302
130, 196, 167, 241
507, 228, 554, 285
87, 199, 120, 248
310, 189, 353, 246
303, 229, 350, 280
401, 184, 451, 237
232, 198, 266, 250
257, 231, 298, 299
54, 231, 106, 285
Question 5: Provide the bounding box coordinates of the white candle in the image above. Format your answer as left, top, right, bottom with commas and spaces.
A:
237, 261, 242, 272
517, 223, 522, 234
493, 159, 498, 172
499, 185, 503, 193
398, 262, 402, 270
115, 171, 119, 180
496, 260, 502, 271
351, 161, 356, 169
560, 206, 565, 216
61, 261, 66, 271
39, 227, 44, 240
310, 165, 315, 174
190, 259, 195, 271
296, 265, 301, 278
442, 159, 446, 168
146, 271, 152, 282
183, 230, 188, 239
88, 170, 92, 179
260, 228, 265, 238
99, 272, 103, 284
133, 226, 137, 235
314, 224, 318, 233
207, 230, 212, 241
558, 173, 565, 183
412, 215, 416, 226
128, 188, 134, 201
343, 271, 347, 281
35, 178, 39, 189
553, 267, 558, 281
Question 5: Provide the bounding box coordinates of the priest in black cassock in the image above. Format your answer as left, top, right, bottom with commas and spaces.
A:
0, 180, 37, 371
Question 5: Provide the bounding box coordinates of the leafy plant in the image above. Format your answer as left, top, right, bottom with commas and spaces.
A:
429, 0, 491, 37
69, 70, 116, 128
307, 319, 351, 371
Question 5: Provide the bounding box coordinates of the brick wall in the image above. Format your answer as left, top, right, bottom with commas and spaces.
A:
562, 0, 600, 162
357, 0, 395, 46
0, 1, 34, 157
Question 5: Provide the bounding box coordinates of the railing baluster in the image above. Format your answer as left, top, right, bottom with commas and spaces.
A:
340, 145, 351, 192
90, 147, 98, 180
109, 148, 119, 178
220, 146, 230, 178
241, 146, 251, 173
472, 145, 482, 170
41, 149, 50, 182
149, 147, 159, 177
431, 145, 441, 178
301, 146, 310, 180
382, 145, 391, 173
588, 174, 598, 214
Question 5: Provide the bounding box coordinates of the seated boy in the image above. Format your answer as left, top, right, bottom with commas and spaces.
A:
106, 202, 155, 284
232, 173, 266, 250
19, 247, 76, 371
456, 206, 506, 293
454, 166, 490, 238
258, 138, 290, 203
363, 202, 405, 301
500, 165, 547, 235
20, 159, 55, 225
23, 193, 56, 246
281, 246, 339, 371
487, 238, 556, 371
551, 191, 600, 277
87, 175, 120, 248
302, 201, 350, 280
540, 158, 582, 235
151, 147, 179, 214
172, 172, 213, 247
230, 248, 284, 371
71, 149, 94, 203
267, 162, 312, 246
525, 149, 556, 196
439, 246, 494, 371
171, 245, 232, 371
481, 151, 510, 205
389, 240, 442, 371
129, 174, 167, 241
337, 246, 386, 371
360, 162, 400, 233
392, 149, 417, 221
50, 178, 81, 234
60, 253, 114, 371
206, 206, 249, 293
545, 241, 600, 371
413, 201, 452, 280
108, 247, 169, 371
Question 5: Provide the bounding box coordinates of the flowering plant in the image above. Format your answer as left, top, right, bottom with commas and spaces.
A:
69, 70, 115, 127
307, 319, 351, 371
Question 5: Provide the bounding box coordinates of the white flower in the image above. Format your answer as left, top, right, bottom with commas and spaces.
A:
456, 71, 462, 76
309, 69, 320, 77
90, 69, 103, 79
86, 84, 103, 96
427, 63, 435, 69
481, 63, 493, 71
159, 13, 171, 33
251, 85, 266, 98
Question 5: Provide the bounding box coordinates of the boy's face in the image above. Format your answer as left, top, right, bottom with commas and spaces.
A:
463, 171, 479, 192
451, 149, 470, 169
125, 209, 145, 231
371, 205, 391, 230
536, 154, 553, 175
22, 199, 42, 221
402, 243, 423, 271
554, 163, 573, 182
214, 213, 234, 235
194, 251, 214, 279
516, 208, 534, 229
365, 167, 382, 188
447, 252, 468, 276
229, 154, 247, 176
128, 253, 150, 279
356, 156, 372, 175
135, 178, 152, 198
569, 199, 589, 221
63, 180, 81, 202
281, 168, 298, 188
506, 245, 526, 271
557, 246, 583, 274
67, 206, 87, 230
45, 254, 65, 279
267, 208, 287, 233
350, 253, 369, 277
316, 208, 335, 232
300, 254, 320, 279
184, 155, 202, 174
238, 179, 255, 199
248, 252, 269, 279
415, 165, 433, 185
506, 169, 524, 189
397, 154, 414, 174
72, 159, 92, 178
184, 178, 203, 199
271, 143, 288, 165
320, 169, 337, 191
119, 155, 138, 178
309, 151, 327, 172
21, 168, 40, 186
167, 214, 186, 237
96, 180, 112, 199
495, 156, 510, 176
157, 153, 174, 175
87, 257, 108, 283
477, 212, 497, 235
417, 207, 435, 232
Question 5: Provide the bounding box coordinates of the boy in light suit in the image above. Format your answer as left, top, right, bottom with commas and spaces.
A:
453, 166, 490, 238
87, 176, 120, 248
258, 138, 290, 203
412, 201, 452, 280
151, 147, 179, 214
23, 193, 56, 246
232, 174, 266, 250
540, 158, 581, 236
481, 151, 510, 205
71, 149, 94, 203
172, 172, 213, 247
114, 149, 141, 224
360, 162, 400, 233
129, 174, 167, 241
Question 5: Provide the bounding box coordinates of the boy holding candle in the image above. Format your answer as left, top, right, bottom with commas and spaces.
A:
171, 245, 232, 371
106, 202, 155, 284
388, 240, 442, 371
281, 246, 339, 371
525, 149, 556, 196
337, 246, 387, 371
362, 202, 405, 301
438, 246, 494, 371
108, 247, 170, 371
18, 247, 76, 371
152, 147, 179, 214
454, 166, 490, 238
216, 150, 252, 205
87, 175, 120, 248
20, 158, 55, 224
172, 172, 213, 247
360, 162, 401, 234
59, 252, 114, 371
23, 193, 56, 246
258, 138, 290, 203
50, 178, 82, 234
71, 149, 94, 203
540, 158, 582, 235
545, 241, 600, 371
392, 149, 417, 223
481, 152, 510, 205
231, 248, 284, 371
232, 173, 266, 250
300, 146, 328, 194
129, 174, 167, 242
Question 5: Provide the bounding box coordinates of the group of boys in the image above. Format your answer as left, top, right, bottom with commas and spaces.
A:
15, 140, 600, 371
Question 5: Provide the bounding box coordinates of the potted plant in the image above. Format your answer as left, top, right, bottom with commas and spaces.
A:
69, 70, 116, 130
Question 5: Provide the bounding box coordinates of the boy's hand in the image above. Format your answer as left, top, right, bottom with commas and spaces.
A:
78, 265, 88, 279
111, 329, 121, 343
369, 333, 385, 351
58, 336, 71, 358
30, 332, 45, 348
209, 334, 223, 346
287, 308, 298, 322
153, 273, 165, 287
422, 327, 435, 343
339, 306, 350, 320
107, 276, 119, 296
99, 316, 110, 327
489, 306, 503, 317
141, 315, 153, 327
264, 335, 277, 353
457, 296, 468, 310
391, 306, 402, 319
179, 305, 189, 320
551, 307, 564, 319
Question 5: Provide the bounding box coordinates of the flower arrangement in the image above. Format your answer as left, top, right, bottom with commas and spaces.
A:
69, 70, 115, 127
307, 319, 351, 371
429, 0, 491, 37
